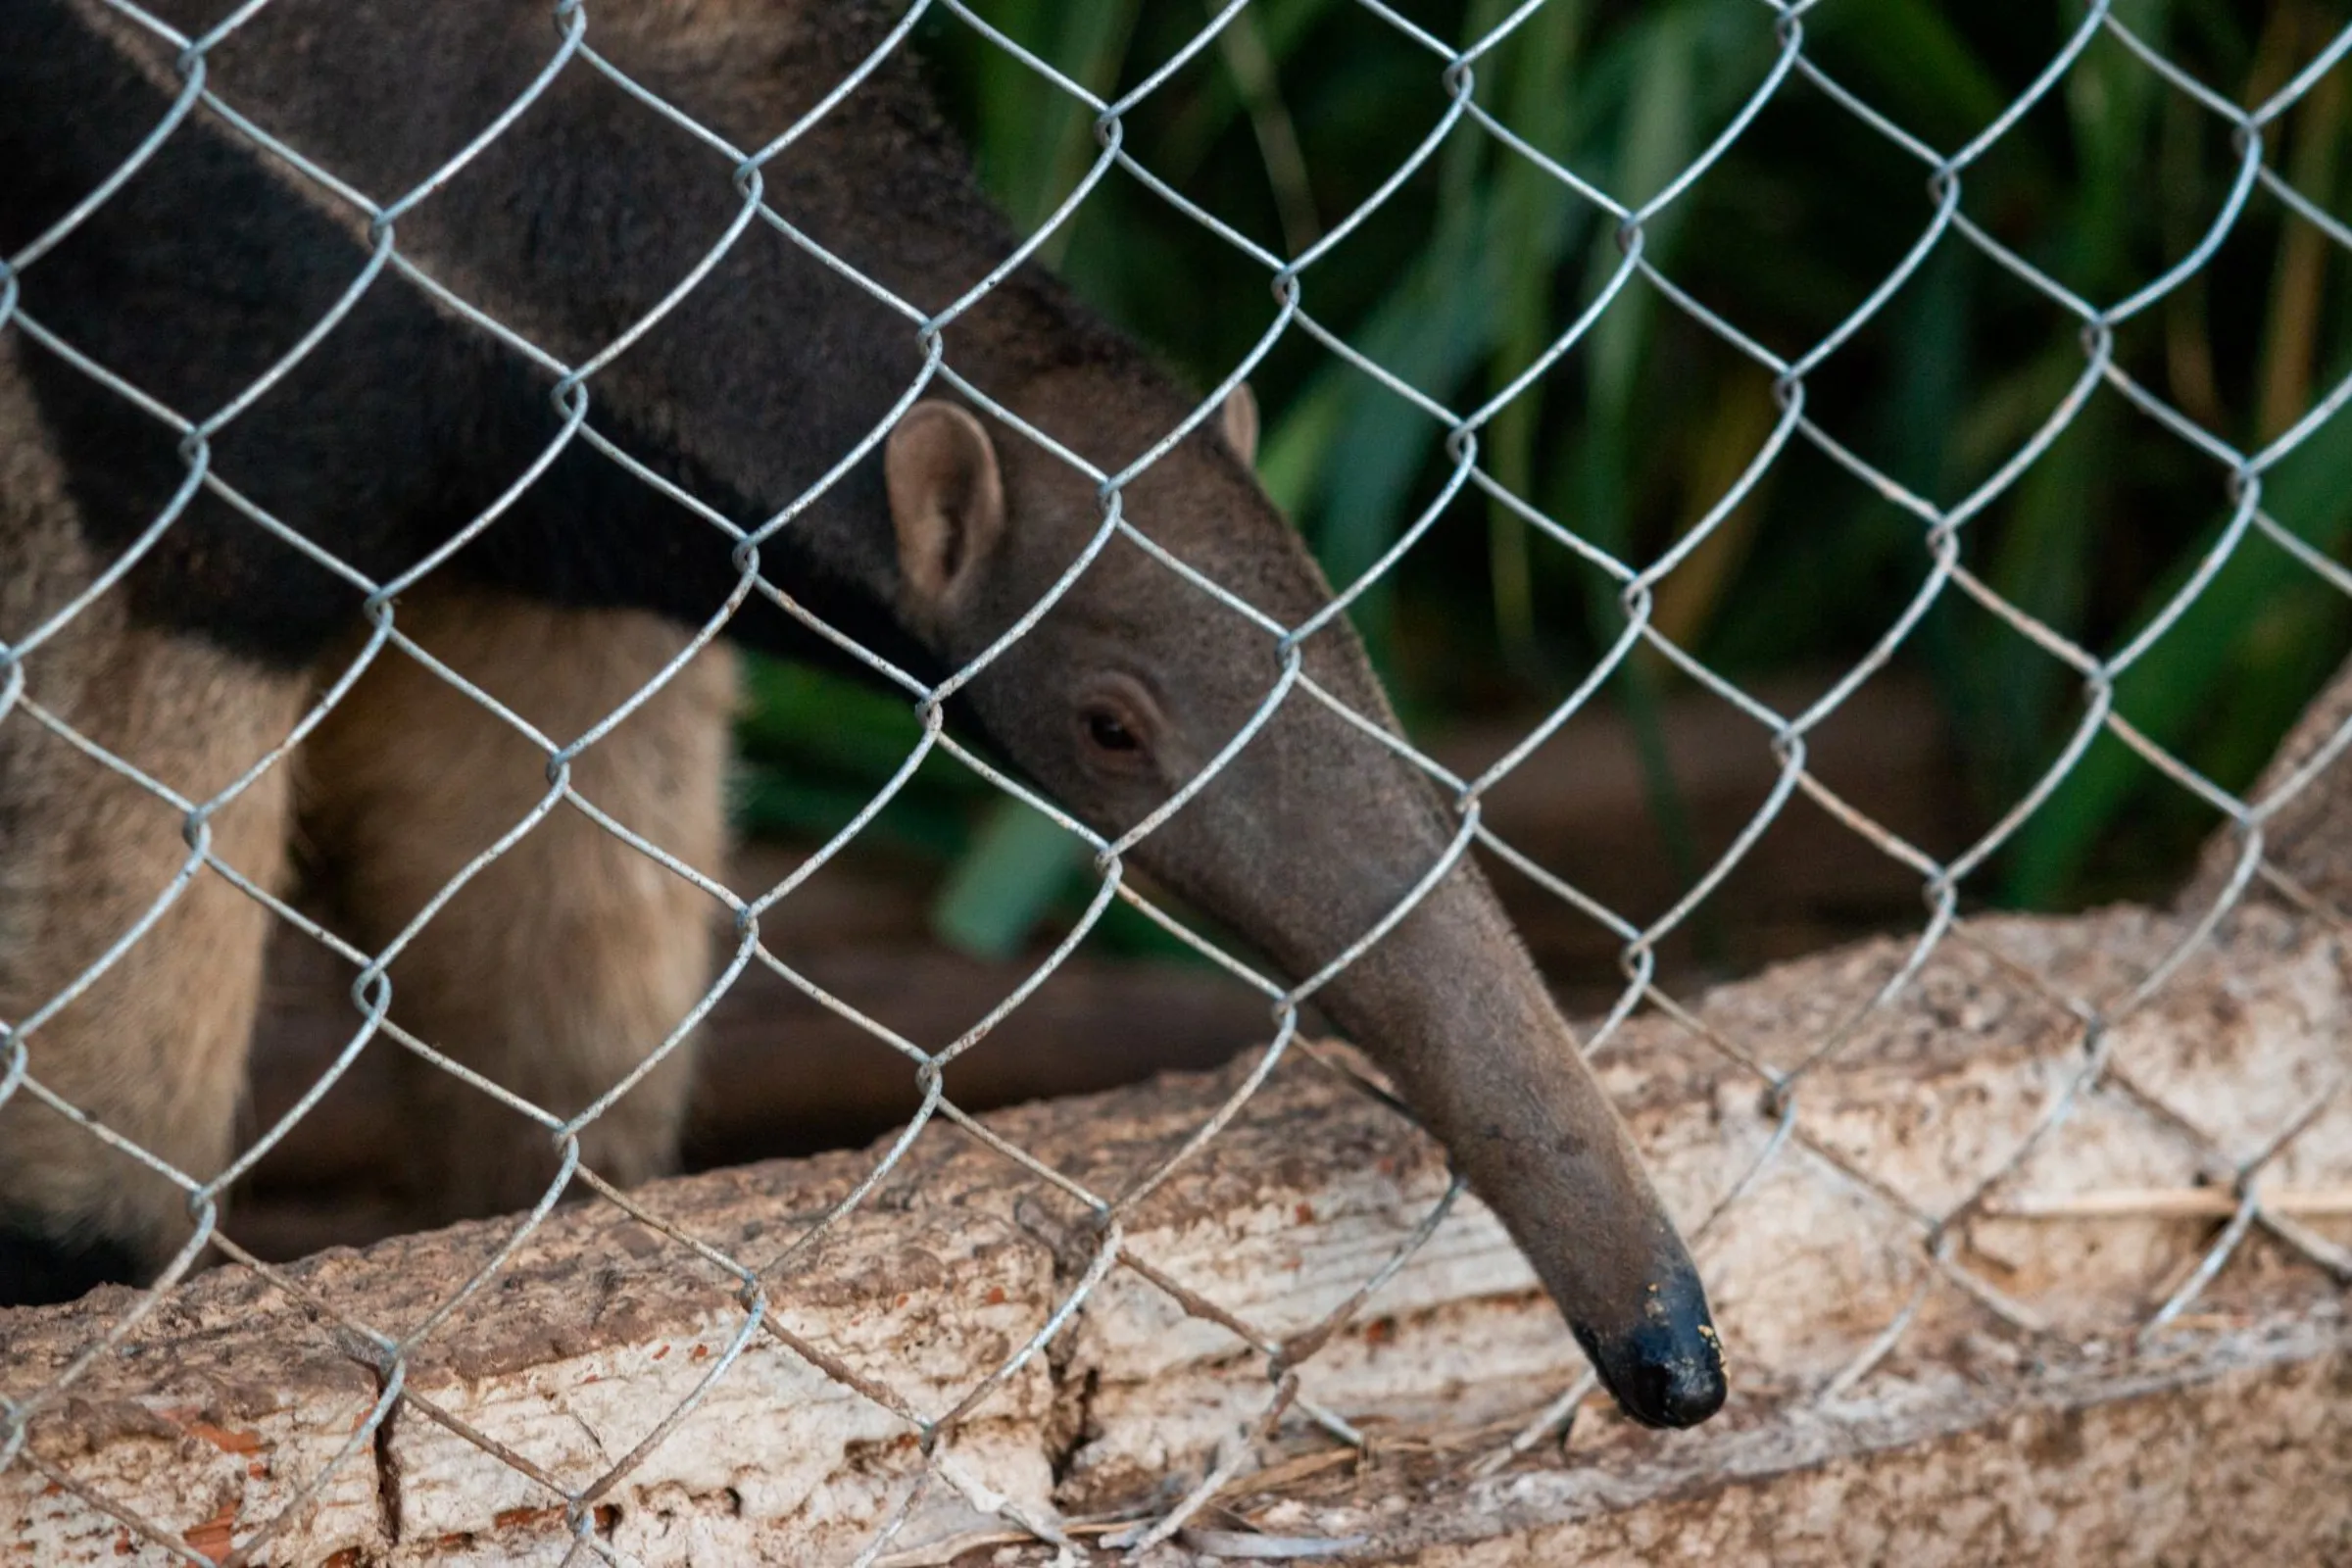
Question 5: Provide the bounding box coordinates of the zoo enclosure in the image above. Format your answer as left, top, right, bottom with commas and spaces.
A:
5, 1, 2352, 1562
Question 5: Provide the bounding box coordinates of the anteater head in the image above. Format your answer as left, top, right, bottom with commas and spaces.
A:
876, 376, 1726, 1431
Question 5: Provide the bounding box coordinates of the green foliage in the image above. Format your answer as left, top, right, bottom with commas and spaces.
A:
738, 0, 2352, 953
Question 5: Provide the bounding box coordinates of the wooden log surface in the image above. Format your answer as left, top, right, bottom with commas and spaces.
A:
6, 893, 2347, 1564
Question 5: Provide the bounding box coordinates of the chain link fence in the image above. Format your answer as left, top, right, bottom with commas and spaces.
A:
4, 0, 2351, 1561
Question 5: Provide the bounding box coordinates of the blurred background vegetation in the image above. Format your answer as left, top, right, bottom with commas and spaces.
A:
732, 0, 2352, 968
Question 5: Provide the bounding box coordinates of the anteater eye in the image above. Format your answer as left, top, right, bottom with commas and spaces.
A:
1085, 709, 1140, 753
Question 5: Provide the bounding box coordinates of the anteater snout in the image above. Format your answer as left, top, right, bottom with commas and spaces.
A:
1571, 1266, 1728, 1430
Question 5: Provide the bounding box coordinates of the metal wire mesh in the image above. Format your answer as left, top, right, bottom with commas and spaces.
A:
3, 0, 2350, 1561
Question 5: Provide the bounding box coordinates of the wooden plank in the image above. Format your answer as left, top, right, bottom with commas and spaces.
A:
1247, 1336, 2352, 1568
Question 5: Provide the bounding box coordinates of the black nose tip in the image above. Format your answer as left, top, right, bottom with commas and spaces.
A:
1609, 1334, 1728, 1428
1572, 1269, 1728, 1430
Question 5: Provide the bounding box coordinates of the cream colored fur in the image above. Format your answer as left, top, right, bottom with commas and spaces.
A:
0, 350, 304, 1266
1, 336, 736, 1261
300, 591, 735, 1224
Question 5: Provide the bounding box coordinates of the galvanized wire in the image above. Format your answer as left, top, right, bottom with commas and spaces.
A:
3, 0, 2350, 1561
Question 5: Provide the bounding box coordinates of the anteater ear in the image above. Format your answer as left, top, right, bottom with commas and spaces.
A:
1219, 382, 1259, 467
886, 401, 1006, 617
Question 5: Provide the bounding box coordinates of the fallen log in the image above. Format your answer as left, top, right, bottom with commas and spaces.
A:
6, 879, 2347, 1562
17, 656, 2352, 1564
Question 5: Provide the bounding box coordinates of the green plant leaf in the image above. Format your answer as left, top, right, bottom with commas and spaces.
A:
2002, 397, 2352, 906
931, 797, 1091, 959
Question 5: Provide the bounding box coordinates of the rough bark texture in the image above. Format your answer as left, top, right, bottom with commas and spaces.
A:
6, 662, 2352, 1562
